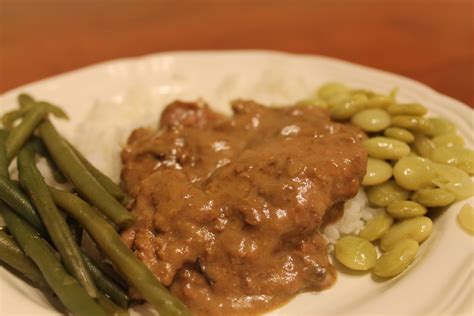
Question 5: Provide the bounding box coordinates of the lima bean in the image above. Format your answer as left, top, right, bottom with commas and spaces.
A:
380, 216, 433, 251
431, 163, 474, 200
317, 83, 350, 101
457, 204, 474, 235
387, 200, 427, 219
432, 133, 464, 148
412, 134, 435, 158
393, 156, 436, 190
362, 158, 393, 186
358, 211, 394, 241
384, 127, 414, 143
361, 95, 393, 109
363, 137, 410, 160
330, 95, 367, 120
427, 117, 456, 136
412, 188, 455, 207
431, 147, 474, 174
367, 180, 411, 207
351, 109, 391, 132
391, 115, 432, 134
374, 239, 419, 278
351, 89, 376, 98
335, 236, 377, 271
387, 103, 428, 116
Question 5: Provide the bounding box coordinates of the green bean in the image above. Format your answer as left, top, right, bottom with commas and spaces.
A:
351, 109, 391, 132
335, 236, 377, 271
65, 140, 127, 202
38, 120, 134, 227
431, 163, 474, 200
427, 117, 456, 137
374, 239, 419, 278
82, 254, 130, 309
49, 188, 191, 316
358, 211, 394, 241
457, 204, 474, 235
393, 156, 436, 190
411, 134, 435, 158
0, 130, 8, 178
380, 216, 433, 251
1, 109, 27, 129
412, 188, 455, 207
35, 101, 69, 120
0, 230, 48, 289
386, 200, 427, 219
5, 105, 49, 162
0, 204, 106, 316
18, 93, 69, 119
97, 293, 130, 316
67, 216, 83, 244
384, 127, 414, 143
4, 97, 69, 129
18, 93, 35, 107
367, 180, 411, 207
363, 137, 410, 160
18, 143, 98, 298
387, 103, 428, 116
362, 158, 392, 186
2, 133, 65, 185
391, 115, 432, 134
28, 136, 68, 184
432, 133, 464, 148
121, 195, 133, 207
0, 177, 47, 235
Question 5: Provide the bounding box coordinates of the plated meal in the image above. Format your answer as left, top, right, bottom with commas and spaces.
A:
0, 52, 472, 316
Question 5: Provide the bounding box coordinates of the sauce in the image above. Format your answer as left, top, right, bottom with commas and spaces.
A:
121, 100, 367, 315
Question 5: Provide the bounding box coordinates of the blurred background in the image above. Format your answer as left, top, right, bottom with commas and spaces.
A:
1, 0, 473, 105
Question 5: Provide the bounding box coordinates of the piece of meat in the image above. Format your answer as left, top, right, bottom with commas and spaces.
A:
159, 100, 225, 129
121, 100, 367, 315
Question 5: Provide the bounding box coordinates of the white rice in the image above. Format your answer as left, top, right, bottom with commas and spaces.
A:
74, 83, 377, 242
73, 86, 170, 183
323, 189, 382, 244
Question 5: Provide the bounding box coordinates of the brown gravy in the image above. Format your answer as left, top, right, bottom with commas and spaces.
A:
121, 100, 367, 315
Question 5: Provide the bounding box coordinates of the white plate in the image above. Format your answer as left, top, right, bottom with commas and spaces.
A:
0, 50, 473, 316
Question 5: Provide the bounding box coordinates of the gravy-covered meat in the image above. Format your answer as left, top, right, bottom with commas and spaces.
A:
121, 100, 367, 315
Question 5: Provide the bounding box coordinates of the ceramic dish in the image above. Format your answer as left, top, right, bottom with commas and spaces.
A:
0, 51, 472, 316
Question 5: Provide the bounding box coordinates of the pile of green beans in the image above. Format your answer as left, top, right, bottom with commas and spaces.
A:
306, 83, 474, 277
0, 202, 106, 316
0, 94, 189, 316
18, 142, 98, 298
49, 187, 190, 316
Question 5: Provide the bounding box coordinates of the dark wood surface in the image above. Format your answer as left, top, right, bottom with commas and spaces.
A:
1, 0, 473, 106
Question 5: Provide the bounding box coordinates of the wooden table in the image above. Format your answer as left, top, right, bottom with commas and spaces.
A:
1, 0, 473, 106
